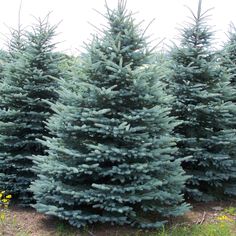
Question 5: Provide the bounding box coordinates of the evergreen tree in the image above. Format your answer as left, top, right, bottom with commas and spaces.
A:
0, 50, 8, 81
31, 0, 189, 229
170, 0, 236, 201
0, 16, 63, 205
7, 27, 26, 57
220, 23, 236, 194
222, 24, 236, 103
221, 24, 236, 103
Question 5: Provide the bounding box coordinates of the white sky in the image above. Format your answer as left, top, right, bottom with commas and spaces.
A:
0, 0, 236, 55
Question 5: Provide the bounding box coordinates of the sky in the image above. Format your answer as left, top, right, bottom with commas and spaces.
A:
0, 0, 236, 55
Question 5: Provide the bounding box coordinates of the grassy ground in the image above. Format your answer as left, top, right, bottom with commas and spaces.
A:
0, 200, 236, 236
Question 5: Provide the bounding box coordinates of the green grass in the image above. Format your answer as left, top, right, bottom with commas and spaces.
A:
145, 222, 234, 236
55, 222, 77, 236
223, 207, 236, 216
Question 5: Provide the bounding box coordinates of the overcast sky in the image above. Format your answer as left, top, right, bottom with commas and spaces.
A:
1, 0, 236, 55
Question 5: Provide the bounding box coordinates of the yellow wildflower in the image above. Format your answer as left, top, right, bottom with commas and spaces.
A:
0, 190, 12, 222
217, 215, 234, 222
1, 199, 9, 203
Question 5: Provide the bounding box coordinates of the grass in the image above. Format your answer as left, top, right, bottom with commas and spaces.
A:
55, 222, 77, 236
223, 207, 236, 216
152, 222, 234, 236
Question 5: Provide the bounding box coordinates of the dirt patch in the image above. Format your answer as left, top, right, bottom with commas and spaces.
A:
1, 199, 236, 236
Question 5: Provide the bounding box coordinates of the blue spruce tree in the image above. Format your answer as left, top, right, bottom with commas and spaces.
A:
0, 16, 63, 205
31, 0, 189, 228
222, 24, 236, 103
220, 23, 236, 195
170, 0, 236, 201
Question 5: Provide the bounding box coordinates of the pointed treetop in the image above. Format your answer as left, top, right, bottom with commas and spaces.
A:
179, 0, 214, 49
197, 0, 202, 20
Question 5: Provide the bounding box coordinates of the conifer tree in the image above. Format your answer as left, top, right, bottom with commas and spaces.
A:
31, 1, 189, 228
220, 24, 236, 194
170, 0, 236, 201
8, 27, 26, 57
0, 16, 63, 205
222, 24, 236, 102
0, 50, 8, 81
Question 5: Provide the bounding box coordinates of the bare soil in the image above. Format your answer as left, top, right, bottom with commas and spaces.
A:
1, 199, 236, 236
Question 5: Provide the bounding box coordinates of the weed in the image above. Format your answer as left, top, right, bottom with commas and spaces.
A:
140, 222, 233, 236
55, 222, 77, 236
223, 207, 236, 216
0, 191, 12, 222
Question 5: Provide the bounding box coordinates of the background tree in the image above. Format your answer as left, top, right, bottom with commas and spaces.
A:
31, 0, 189, 229
169, 0, 236, 201
219, 23, 236, 195
222, 24, 236, 88
0, 16, 63, 205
